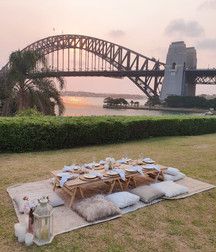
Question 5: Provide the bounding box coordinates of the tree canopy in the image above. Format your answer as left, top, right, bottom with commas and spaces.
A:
0, 50, 65, 116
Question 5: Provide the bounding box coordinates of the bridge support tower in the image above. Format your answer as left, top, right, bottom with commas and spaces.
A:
160, 41, 197, 100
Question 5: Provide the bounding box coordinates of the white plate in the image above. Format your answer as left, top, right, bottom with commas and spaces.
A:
94, 163, 100, 167
125, 167, 137, 173
84, 174, 97, 179
125, 158, 132, 162
143, 164, 160, 170
143, 158, 155, 164
107, 171, 118, 176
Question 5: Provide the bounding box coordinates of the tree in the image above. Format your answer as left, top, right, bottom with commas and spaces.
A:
0, 50, 65, 116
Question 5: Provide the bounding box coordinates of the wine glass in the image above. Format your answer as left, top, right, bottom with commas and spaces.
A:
92, 155, 96, 170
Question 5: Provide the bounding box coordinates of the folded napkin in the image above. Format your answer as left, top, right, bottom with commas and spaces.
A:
57, 172, 78, 187
63, 165, 80, 172
130, 165, 144, 175
58, 173, 73, 187
113, 168, 126, 181
116, 159, 127, 164
99, 160, 106, 165
84, 163, 94, 169
143, 164, 161, 171
143, 157, 155, 163
90, 172, 103, 179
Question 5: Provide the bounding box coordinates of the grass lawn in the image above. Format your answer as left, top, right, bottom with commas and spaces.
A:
0, 134, 215, 252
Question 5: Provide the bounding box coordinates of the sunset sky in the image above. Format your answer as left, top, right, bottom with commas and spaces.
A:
0, 0, 216, 95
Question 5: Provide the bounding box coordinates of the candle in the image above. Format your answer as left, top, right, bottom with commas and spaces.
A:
15, 223, 26, 242
14, 223, 20, 237
25, 233, 34, 246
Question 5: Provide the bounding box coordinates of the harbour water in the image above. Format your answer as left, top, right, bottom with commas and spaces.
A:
62, 96, 197, 116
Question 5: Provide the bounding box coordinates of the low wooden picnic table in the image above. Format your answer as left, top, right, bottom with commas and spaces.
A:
51, 163, 167, 207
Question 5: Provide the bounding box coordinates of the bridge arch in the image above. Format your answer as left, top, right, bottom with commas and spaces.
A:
2, 34, 165, 98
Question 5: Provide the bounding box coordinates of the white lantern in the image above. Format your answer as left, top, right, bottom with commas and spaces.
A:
33, 197, 54, 245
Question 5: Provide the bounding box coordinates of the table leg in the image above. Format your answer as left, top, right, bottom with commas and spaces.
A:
125, 177, 131, 189
53, 177, 58, 191
78, 187, 84, 198
108, 180, 116, 194
132, 177, 137, 188
69, 187, 77, 208
117, 179, 124, 191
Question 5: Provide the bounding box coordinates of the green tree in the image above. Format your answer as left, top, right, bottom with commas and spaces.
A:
0, 50, 65, 116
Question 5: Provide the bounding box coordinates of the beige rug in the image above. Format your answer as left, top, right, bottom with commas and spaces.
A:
7, 177, 215, 245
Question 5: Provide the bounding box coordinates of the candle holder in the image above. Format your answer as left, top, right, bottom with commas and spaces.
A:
33, 196, 54, 246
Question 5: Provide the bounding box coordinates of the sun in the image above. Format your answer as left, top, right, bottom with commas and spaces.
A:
62, 96, 87, 107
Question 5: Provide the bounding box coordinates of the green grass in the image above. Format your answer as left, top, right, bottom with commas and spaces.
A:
0, 134, 215, 252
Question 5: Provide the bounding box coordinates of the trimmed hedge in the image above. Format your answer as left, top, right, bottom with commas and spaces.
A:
165, 95, 216, 109
0, 115, 216, 153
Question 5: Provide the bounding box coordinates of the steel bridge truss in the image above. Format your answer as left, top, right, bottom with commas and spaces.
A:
186, 69, 216, 85
20, 34, 165, 98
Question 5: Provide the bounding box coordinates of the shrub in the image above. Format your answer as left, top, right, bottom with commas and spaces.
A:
16, 108, 44, 117
165, 96, 216, 109
0, 116, 215, 153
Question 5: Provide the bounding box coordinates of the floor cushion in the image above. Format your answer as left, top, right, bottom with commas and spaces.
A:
165, 167, 180, 176
13, 193, 64, 214
150, 181, 189, 198
164, 172, 185, 182
73, 195, 120, 222
105, 191, 140, 209
130, 185, 164, 203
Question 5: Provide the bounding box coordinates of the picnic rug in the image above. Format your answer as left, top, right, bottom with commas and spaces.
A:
7, 177, 215, 245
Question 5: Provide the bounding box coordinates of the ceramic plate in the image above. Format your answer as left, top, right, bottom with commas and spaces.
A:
143, 158, 155, 164
125, 167, 137, 173
107, 171, 118, 176
125, 158, 132, 162
84, 174, 97, 179
143, 164, 159, 170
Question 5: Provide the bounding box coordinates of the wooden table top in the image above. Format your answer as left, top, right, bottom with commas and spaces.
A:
51, 163, 167, 188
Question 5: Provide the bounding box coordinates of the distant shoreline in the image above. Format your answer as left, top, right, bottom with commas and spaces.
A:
61, 91, 145, 100
103, 104, 208, 114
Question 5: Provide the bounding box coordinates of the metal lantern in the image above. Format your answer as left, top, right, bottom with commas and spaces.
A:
33, 197, 54, 245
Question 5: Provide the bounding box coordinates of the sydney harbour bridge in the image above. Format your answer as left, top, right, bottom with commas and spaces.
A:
1, 34, 216, 99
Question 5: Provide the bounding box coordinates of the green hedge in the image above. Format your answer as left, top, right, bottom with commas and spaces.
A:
165, 95, 216, 109
0, 115, 216, 152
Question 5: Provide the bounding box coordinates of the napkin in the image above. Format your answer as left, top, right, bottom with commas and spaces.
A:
116, 159, 127, 164
99, 160, 106, 165
143, 157, 155, 163
143, 164, 161, 171
63, 165, 80, 172
131, 165, 144, 175
58, 173, 78, 187
59, 173, 72, 187
113, 168, 126, 181
84, 163, 94, 169
90, 172, 103, 178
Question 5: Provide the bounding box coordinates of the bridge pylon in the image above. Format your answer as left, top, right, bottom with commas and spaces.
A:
160, 41, 197, 100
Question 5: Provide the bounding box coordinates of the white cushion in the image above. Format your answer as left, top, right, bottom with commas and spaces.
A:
73, 195, 120, 222
150, 181, 188, 198
163, 174, 175, 181
165, 167, 180, 176
173, 172, 185, 181
130, 185, 164, 203
13, 194, 64, 213
105, 192, 140, 209
164, 172, 185, 182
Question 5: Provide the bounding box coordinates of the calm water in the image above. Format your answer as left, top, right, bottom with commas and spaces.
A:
62, 96, 196, 116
